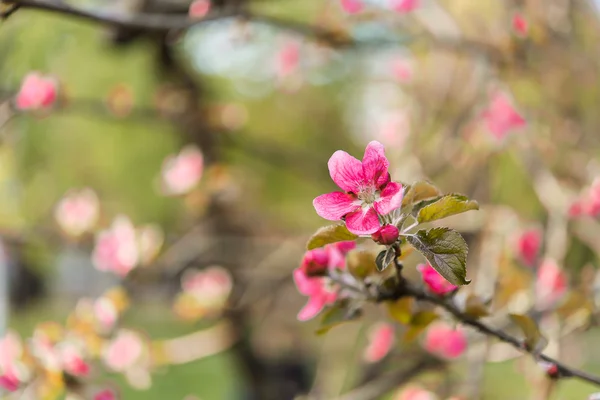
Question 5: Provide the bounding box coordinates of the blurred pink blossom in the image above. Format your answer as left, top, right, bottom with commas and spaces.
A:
300, 241, 354, 277
94, 389, 117, 400
93, 216, 139, 277
182, 266, 233, 311
0, 373, 19, 392
0, 332, 21, 372
390, 58, 414, 83
418, 264, 458, 295
276, 41, 300, 79
54, 188, 99, 237
94, 298, 118, 331
515, 229, 541, 267
59, 344, 90, 377
293, 268, 337, 321
536, 258, 567, 308
512, 13, 529, 36
15, 72, 57, 111
340, 0, 363, 14
424, 322, 467, 359
103, 330, 144, 372
481, 92, 526, 140
189, 0, 211, 18
313, 141, 403, 235
394, 386, 438, 400
363, 323, 395, 363
390, 0, 419, 13
161, 145, 204, 196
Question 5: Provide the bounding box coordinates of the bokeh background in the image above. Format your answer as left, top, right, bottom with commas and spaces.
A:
2, 0, 600, 399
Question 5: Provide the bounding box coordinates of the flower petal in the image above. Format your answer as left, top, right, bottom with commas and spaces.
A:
297, 296, 327, 321
293, 268, 321, 296
328, 150, 364, 193
345, 207, 380, 235
362, 141, 390, 188
313, 192, 359, 221
374, 182, 403, 215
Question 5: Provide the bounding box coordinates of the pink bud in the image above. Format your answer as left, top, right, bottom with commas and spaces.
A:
481, 92, 526, 140
189, 0, 211, 18
181, 267, 233, 312
94, 389, 117, 400
515, 229, 541, 267
536, 258, 567, 308
417, 263, 458, 295
371, 225, 400, 245
0, 373, 19, 392
363, 323, 395, 363
161, 145, 204, 196
60, 345, 90, 377
16, 72, 58, 111
424, 322, 467, 359
512, 14, 529, 36
340, 0, 363, 14
334, 241, 356, 254
390, 0, 419, 13
538, 360, 559, 378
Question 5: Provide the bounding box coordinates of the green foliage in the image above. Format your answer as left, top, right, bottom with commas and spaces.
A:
406, 228, 470, 285
401, 180, 441, 207
415, 194, 479, 223
306, 224, 358, 250
375, 247, 396, 271
346, 250, 378, 279
509, 313, 548, 352
315, 300, 360, 335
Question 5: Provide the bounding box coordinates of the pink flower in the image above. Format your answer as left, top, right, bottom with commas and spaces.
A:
54, 188, 99, 237
335, 240, 357, 254
568, 200, 583, 218
418, 264, 458, 295
161, 145, 204, 196
103, 330, 144, 372
93, 216, 139, 277
276, 41, 300, 79
481, 92, 526, 140
59, 344, 90, 377
293, 268, 337, 321
363, 323, 395, 363
512, 13, 529, 36
394, 386, 438, 400
313, 141, 403, 235
0, 373, 19, 392
340, 0, 363, 14
300, 241, 354, 277
15, 72, 57, 111
94, 389, 117, 400
371, 225, 399, 245
0, 332, 21, 372
536, 258, 567, 308
424, 322, 467, 359
390, 58, 414, 83
390, 0, 419, 13
189, 0, 211, 18
182, 266, 232, 311
515, 229, 541, 267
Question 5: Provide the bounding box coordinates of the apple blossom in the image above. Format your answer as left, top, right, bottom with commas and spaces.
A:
363, 323, 395, 363
93, 216, 139, 277
536, 258, 567, 308
94, 389, 117, 400
313, 141, 403, 235
189, 0, 210, 18
340, 0, 363, 14
276, 41, 300, 79
417, 263, 458, 295
160, 145, 204, 196
15, 72, 58, 111
293, 268, 337, 321
390, 0, 419, 13
512, 13, 529, 36
481, 92, 526, 140
423, 322, 467, 359
371, 225, 400, 245
103, 330, 144, 372
54, 188, 99, 237
181, 266, 233, 312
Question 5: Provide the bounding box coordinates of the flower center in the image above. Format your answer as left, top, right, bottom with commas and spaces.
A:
357, 185, 379, 205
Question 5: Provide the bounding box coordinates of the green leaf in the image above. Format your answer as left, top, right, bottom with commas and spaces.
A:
375, 248, 396, 272
347, 250, 378, 279
307, 224, 358, 250
509, 314, 548, 352
406, 228, 470, 285
464, 294, 490, 318
416, 194, 479, 224
402, 181, 441, 207
315, 301, 361, 335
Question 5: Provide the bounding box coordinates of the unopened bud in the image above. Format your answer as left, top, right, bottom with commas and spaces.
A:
371, 225, 400, 245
